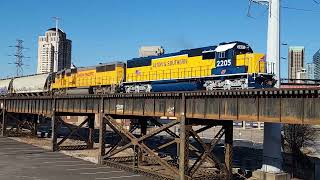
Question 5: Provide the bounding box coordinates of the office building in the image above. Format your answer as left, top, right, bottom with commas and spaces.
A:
288, 46, 304, 80
306, 63, 315, 79
313, 49, 320, 79
37, 28, 72, 73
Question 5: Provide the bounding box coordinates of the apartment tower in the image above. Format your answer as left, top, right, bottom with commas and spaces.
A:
37, 28, 72, 73
288, 46, 304, 80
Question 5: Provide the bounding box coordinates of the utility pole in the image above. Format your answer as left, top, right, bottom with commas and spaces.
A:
249, 0, 282, 173
52, 17, 60, 72
8, 39, 29, 77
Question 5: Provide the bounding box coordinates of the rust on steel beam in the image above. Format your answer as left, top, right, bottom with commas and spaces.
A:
188, 127, 226, 178
150, 118, 206, 162
103, 116, 180, 178
33, 115, 38, 136
88, 116, 95, 149
138, 119, 148, 166
224, 120, 233, 179
179, 93, 191, 180
98, 112, 106, 165
1, 108, 6, 137
51, 111, 58, 152
1, 88, 320, 125
55, 117, 90, 149
104, 119, 138, 158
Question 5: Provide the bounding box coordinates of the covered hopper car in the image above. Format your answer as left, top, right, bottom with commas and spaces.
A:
0, 73, 52, 96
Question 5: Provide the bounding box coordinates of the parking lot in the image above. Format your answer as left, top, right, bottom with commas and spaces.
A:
0, 137, 150, 180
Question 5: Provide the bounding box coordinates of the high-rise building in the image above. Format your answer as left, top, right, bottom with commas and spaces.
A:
288, 46, 304, 80
37, 28, 72, 73
313, 49, 320, 79
306, 63, 315, 79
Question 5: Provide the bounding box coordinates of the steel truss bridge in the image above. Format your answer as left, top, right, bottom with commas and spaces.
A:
0, 88, 320, 179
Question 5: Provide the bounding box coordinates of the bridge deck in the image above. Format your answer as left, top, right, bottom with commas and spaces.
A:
1, 88, 319, 124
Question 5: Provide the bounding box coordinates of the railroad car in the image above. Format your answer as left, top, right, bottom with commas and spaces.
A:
52, 62, 125, 94
0, 73, 52, 96
123, 41, 275, 93
0, 78, 13, 96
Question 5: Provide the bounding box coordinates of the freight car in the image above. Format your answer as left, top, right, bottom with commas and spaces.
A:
0, 73, 52, 96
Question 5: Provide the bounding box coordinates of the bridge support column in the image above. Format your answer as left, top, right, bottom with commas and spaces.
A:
87, 116, 95, 149
1, 109, 6, 137
98, 113, 106, 165
138, 119, 147, 166
33, 114, 38, 136
224, 120, 233, 179
179, 119, 190, 180
51, 112, 58, 152
179, 93, 190, 180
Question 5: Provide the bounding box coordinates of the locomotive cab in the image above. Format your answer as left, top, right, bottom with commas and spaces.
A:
204, 41, 275, 90
213, 41, 253, 75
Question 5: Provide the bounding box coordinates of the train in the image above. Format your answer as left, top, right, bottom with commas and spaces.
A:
0, 41, 276, 96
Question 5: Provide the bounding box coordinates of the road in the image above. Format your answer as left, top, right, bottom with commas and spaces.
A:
0, 137, 150, 180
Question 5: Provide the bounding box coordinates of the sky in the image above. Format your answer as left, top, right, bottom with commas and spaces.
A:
0, 0, 320, 78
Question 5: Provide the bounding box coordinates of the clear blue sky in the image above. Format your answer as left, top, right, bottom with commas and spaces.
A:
0, 0, 319, 78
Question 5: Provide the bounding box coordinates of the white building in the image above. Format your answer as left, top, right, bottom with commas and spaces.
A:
37, 28, 72, 73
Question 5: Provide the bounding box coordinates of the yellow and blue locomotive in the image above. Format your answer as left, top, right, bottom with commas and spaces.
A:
123, 41, 275, 93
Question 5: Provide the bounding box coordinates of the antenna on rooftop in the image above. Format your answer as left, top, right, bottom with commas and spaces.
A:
8, 39, 30, 77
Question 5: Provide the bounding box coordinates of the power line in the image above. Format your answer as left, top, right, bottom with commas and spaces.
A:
281, 5, 320, 13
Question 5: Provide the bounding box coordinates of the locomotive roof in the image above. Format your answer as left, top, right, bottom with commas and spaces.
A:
57, 61, 124, 73
128, 41, 251, 63
0, 72, 51, 80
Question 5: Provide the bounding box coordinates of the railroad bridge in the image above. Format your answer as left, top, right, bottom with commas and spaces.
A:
0, 88, 319, 179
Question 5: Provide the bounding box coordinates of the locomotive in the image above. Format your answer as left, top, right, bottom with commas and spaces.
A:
0, 41, 276, 96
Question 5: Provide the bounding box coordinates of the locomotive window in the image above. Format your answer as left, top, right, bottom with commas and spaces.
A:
127, 58, 152, 68
117, 63, 125, 67
105, 64, 116, 71
227, 50, 234, 59
187, 48, 203, 57
96, 66, 105, 72
219, 52, 226, 58
96, 64, 116, 72
202, 52, 215, 60
71, 68, 77, 74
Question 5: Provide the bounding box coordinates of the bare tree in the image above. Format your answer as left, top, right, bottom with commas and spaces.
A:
282, 124, 319, 179
283, 124, 319, 155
